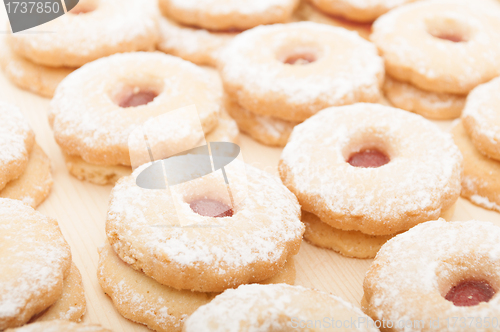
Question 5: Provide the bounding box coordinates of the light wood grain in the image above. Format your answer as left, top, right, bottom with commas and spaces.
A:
1, 10, 500, 332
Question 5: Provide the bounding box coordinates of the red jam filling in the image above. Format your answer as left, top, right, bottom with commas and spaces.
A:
347, 149, 390, 168
118, 90, 157, 108
445, 280, 496, 306
190, 199, 233, 218
284, 53, 316, 65
434, 33, 465, 43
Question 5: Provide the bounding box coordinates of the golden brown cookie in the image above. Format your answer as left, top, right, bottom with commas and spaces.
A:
32, 263, 86, 323
296, 1, 371, 39
279, 104, 463, 236
224, 96, 297, 147
219, 22, 384, 122
0, 102, 34, 192
0, 199, 71, 330
157, 16, 236, 67
0, 39, 73, 98
371, 1, 500, 94
159, 0, 299, 31
0, 144, 53, 208
384, 76, 466, 120
462, 76, 500, 161
98, 244, 295, 332
184, 284, 379, 332
107, 162, 303, 292
6, 320, 111, 332
7, 0, 159, 68
452, 122, 500, 212
363, 220, 500, 332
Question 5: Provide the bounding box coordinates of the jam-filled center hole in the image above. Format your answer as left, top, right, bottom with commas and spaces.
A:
68, 3, 97, 14
190, 199, 233, 218
117, 88, 158, 108
445, 280, 495, 307
283, 53, 317, 65
426, 17, 471, 43
347, 149, 390, 168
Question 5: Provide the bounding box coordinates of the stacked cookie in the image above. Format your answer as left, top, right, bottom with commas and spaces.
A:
218, 21, 384, 147
156, 0, 300, 67
49, 52, 238, 185
0, 102, 52, 207
1, 0, 158, 97
0, 199, 85, 330
372, 1, 500, 119
453, 76, 500, 212
98, 162, 304, 332
279, 103, 463, 258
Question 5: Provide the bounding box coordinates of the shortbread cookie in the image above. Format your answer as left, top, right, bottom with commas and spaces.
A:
371, 1, 500, 94
0, 102, 34, 191
63, 109, 238, 185
49, 52, 222, 167
106, 162, 303, 292
363, 219, 500, 332
462, 76, 500, 161
159, 0, 299, 31
384, 76, 466, 120
308, 0, 418, 22
184, 284, 379, 332
98, 245, 295, 332
280, 103, 463, 236
7, 0, 158, 68
0, 40, 73, 98
157, 16, 236, 67
0, 199, 71, 330
295, 1, 371, 39
303, 203, 456, 259
0, 144, 53, 208
220, 22, 384, 122
32, 263, 85, 323
224, 96, 297, 147
452, 122, 500, 212
6, 321, 111, 332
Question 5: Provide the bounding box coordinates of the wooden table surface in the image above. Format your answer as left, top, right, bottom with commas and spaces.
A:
1, 8, 500, 332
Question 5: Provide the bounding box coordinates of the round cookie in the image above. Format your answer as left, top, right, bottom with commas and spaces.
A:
6, 321, 111, 332
462, 76, 500, 161
0, 198, 71, 330
7, 0, 158, 68
0, 144, 53, 208
106, 161, 304, 292
371, 1, 500, 94
63, 109, 238, 185
184, 284, 379, 332
279, 103, 463, 236
0, 39, 73, 98
32, 263, 86, 323
219, 22, 384, 122
295, 1, 371, 40
452, 122, 500, 212
0, 102, 34, 192
384, 76, 466, 120
49, 52, 222, 167
159, 0, 299, 31
363, 219, 500, 332
308, 0, 418, 23
98, 244, 295, 332
303, 203, 456, 259
224, 96, 297, 147
157, 16, 236, 67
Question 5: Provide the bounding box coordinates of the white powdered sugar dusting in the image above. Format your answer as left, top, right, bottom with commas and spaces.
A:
0, 102, 32, 169
280, 104, 463, 232
107, 160, 303, 270
220, 21, 383, 111
365, 220, 500, 329
184, 284, 379, 332
168, 0, 295, 15
0, 198, 71, 326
